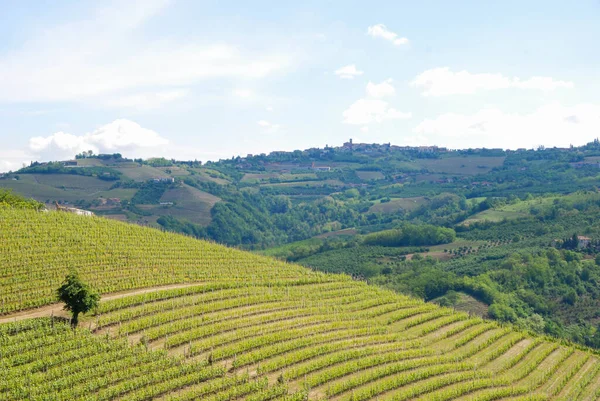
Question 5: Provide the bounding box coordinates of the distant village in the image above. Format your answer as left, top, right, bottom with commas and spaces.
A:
1, 139, 589, 175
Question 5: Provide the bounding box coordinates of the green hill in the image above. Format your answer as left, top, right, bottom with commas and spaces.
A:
1, 208, 600, 400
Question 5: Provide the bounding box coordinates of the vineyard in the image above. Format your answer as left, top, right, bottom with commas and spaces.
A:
1, 209, 600, 400
0, 209, 325, 314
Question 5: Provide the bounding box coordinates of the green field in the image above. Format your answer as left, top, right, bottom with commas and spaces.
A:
189, 168, 231, 185
463, 209, 529, 224
241, 172, 318, 183
369, 197, 429, 213
155, 184, 220, 225
1, 209, 599, 400
356, 171, 385, 181
0, 164, 225, 226
415, 156, 506, 175
260, 179, 345, 188
462, 193, 597, 225
114, 165, 171, 181
0, 174, 131, 203
156, 166, 191, 176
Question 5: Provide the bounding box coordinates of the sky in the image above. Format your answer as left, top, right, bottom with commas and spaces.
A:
1, 0, 600, 172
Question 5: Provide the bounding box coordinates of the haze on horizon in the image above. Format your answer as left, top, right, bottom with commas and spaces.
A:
1, 0, 600, 172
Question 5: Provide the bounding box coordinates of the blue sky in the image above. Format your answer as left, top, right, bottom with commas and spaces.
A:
1, 0, 600, 171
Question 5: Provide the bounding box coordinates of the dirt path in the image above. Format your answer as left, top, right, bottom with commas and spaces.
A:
0, 283, 202, 324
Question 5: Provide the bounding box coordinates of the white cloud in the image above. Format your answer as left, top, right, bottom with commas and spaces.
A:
266, 106, 274, 112
334, 64, 364, 80
361, 126, 369, 133
367, 24, 409, 46
29, 132, 96, 162
413, 103, 600, 148
0, 1, 289, 104
28, 119, 169, 161
366, 79, 395, 98
0, 150, 34, 173
102, 89, 189, 110
257, 120, 281, 133
343, 79, 410, 125
411, 67, 574, 97
343, 99, 411, 125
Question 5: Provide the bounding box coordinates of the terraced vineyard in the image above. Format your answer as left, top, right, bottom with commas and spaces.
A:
1, 209, 600, 400
0, 209, 321, 314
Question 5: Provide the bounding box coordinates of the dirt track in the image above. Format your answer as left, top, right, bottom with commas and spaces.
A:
0, 283, 201, 324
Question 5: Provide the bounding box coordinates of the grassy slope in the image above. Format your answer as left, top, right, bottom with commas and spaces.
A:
0, 209, 317, 313
0, 163, 223, 226
0, 174, 125, 203
143, 184, 221, 225
462, 192, 600, 225
415, 156, 506, 175
369, 196, 430, 213
356, 171, 385, 180
114, 164, 171, 181
241, 172, 318, 183
1, 210, 600, 400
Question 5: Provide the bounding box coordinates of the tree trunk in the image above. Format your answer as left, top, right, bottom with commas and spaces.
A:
71, 311, 79, 328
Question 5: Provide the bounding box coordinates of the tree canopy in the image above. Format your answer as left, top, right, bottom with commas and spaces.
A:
56, 271, 100, 327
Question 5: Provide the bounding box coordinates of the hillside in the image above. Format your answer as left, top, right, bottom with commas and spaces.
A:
258, 190, 600, 350
4, 140, 600, 251
0, 209, 319, 314
2, 209, 600, 400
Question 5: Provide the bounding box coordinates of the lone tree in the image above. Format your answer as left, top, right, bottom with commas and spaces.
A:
56, 270, 100, 328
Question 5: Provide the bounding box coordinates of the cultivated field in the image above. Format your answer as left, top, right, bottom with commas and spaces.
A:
356, 171, 385, 181
1, 209, 599, 400
114, 165, 172, 181
369, 197, 429, 214
156, 184, 221, 225
241, 173, 318, 184
415, 156, 506, 175
0, 174, 136, 203
460, 194, 591, 225
260, 179, 345, 188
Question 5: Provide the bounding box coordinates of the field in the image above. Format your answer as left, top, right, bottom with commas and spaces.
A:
156, 166, 191, 176
260, 179, 345, 188
0, 164, 227, 227
0, 174, 135, 203
415, 156, 506, 175
114, 165, 171, 181
402, 239, 488, 261
461, 194, 587, 225
462, 209, 529, 225
152, 184, 220, 225
188, 168, 231, 185
241, 173, 318, 183
369, 197, 429, 214
1, 209, 600, 400
356, 171, 385, 181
